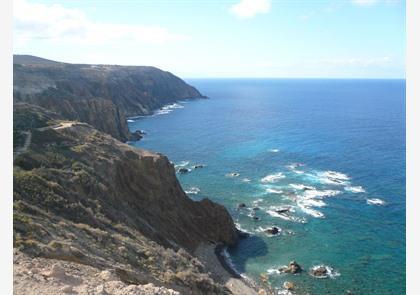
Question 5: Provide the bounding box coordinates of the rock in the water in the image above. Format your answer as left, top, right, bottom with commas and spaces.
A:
310, 265, 328, 278
130, 130, 143, 141
253, 216, 260, 221
283, 281, 295, 290
264, 227, 279, 235
193, 164, 204, 169
252, 207, 260, 211
178, 168, 190, 174
226, 172, 240, 177
280, 261, 302, 274
237, 203, 247, 209
260, 273, 269, 283
275, 209, 289, 214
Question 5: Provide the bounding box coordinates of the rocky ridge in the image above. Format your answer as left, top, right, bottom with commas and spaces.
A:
13, 117, 241, 293
12, 57, 264, 294
13, 55, 205, 141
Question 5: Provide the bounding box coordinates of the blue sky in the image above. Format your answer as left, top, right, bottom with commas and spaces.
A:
13, 0, 405, 78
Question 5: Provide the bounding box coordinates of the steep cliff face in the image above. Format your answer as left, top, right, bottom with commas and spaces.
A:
14, 119, 238, 293
13, 55, 205, 141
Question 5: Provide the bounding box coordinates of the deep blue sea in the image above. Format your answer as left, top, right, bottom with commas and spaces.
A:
129, 79, 405, 295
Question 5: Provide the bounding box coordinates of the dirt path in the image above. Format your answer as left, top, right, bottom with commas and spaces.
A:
53, 122, 75, 130
14, 122, 76, 160
14, 131, 32, 159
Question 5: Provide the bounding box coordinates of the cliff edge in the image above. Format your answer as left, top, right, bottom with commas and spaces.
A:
14, 115, 239, 294
13, 55, 205, 141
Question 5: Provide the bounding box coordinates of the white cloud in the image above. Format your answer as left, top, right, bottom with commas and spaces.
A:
13, 0, 189, 46
230, 0, 271, 19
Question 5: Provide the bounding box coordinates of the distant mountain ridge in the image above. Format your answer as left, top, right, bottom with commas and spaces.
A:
13, 55, 205, 141
14, 55, 63, 65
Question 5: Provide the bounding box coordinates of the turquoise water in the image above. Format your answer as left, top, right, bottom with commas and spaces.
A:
129, 79, 405, 294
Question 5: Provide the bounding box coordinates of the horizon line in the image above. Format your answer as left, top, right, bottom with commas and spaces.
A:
183, 77, 406, 80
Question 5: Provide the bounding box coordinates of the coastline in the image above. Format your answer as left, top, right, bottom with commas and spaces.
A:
195, 243, 267, 295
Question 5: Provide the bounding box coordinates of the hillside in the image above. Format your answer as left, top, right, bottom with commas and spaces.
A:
13, 55, 205, 141
12, 57, 264, 294
13, 117, 240, 294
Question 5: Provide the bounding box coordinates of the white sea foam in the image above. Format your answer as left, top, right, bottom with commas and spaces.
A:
257, 226, 282, 236
367, 198, 386, 206
268, 149, 279, 153
266, 206, 306, 223
268, 205, 294, 213
297, 198, 327, 208
293, 170, 305, 174
298, 205, 324, 218
344, 186, 366, 193
175, 161, 189, 167
154, 109, 172, 115
226, 172, 240, 177
261, 172, 285, 183
316, 170, 350, 185
252, 198, 263, 206
266, 268, 281, 275
266, 210, 293, 221
322, 170, 350, 180
242, 178, 251, 182
266, 188, 283, 194
234, 222, 252, 234
285, 163, 305, 170
154, 103, 184, 116
303, 189, 341, 198
127, 119, 135, 123
309, 265, 341, 279
185, 187, 200, 194
221, 247, 245, 279
289, 183, 316, 191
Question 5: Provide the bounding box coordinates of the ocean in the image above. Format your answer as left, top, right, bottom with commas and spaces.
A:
128, 79, 405, 294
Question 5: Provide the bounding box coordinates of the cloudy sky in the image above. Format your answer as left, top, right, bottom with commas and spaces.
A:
13, 0, 405, 78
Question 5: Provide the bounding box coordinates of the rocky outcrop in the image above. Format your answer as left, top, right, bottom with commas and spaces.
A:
279, 261, 302, 274
14, 250, 181, 295
13, 120, 238, 293
13, 55, 205, 141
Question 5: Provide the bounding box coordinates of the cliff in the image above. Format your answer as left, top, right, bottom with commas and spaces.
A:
13, 111, 239, 293
13, 55, 205, 141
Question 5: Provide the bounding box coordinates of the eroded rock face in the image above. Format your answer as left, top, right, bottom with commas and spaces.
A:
14, 123, 238, 250
13, 55, 205, 141
13, 122, 238, 293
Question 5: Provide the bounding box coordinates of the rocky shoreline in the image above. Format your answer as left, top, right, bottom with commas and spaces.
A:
12, 55, 265, 295
194, 244, 267, 295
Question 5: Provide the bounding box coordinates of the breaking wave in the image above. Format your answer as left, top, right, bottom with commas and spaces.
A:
261, 172, 285, 183
367, 198, 386, 206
